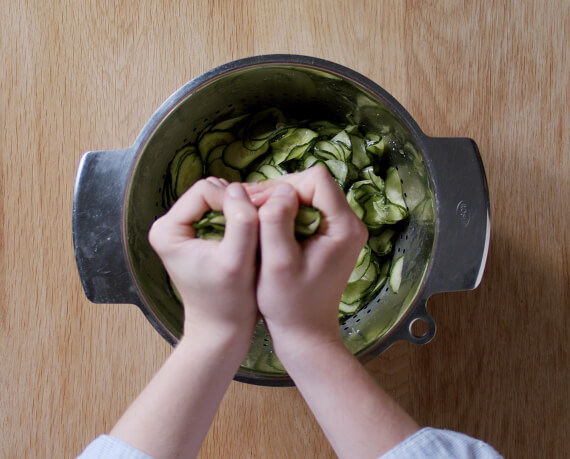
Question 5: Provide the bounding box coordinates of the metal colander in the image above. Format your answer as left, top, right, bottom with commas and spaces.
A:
73, 55, 490, 386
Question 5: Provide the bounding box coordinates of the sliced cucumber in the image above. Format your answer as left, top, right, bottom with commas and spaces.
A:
389, 255, 404, 293
206, 144, 224, 165
271, 128, 318, 164
193, 208, 322, 241
325, 159, 348, 187
167, 146, 203, 202
303, 155, 320, 169
331, 130, 351, 149
245, 171, 267, 182
360, 166, 385, 192
350, 134, 371, 169
385, 167, 407, 208
366, 134, 385, 157
369, 229, 395, 256
223, 140, 269, 169
207, 158, 241, 182
346, 187, 365, 220
198, 131, 236, 162
341, 258, 378, 307
348, 244, 372, 282
309, 120, 343, 137
257, 164, 286, 179
314, 140, 346, 161
294, 206, 321, 238
364, 201, 407, 228
254, 351, 286, 373
243, 108, 287, 150
164, 108, 410, 321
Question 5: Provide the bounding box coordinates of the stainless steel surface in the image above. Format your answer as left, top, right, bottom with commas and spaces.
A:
72, 55, 490, 386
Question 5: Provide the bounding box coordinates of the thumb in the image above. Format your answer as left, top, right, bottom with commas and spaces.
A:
220, 183, 259, 263
258, 183, 301, 270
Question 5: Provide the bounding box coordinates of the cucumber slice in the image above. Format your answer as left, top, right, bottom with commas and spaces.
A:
389, 256, 404, 293
369, 229, 395, 256
254, 352, 286, 373
245, 171, 267, 182
258, 164, 286, 179
271, 128, 318, 164
366, 134, 385, 157
385, 167, 407, 208
364, 201, 407, 228
331, 130, 351, 149
309, 120, 342, 137
314, 140, 346, 161
207, 158, 242, 182
294, 206, 321, 238
348, 244, 372, 282
172, 148, 203, 199
206, 144, 224, 165
193, 208, 322, 240
360, 166, 385, 192
223, 140, 269, 169
198, 131, 236, 162
303, 155, 320, 169
338, 301, 361, 315
325, 159, 348, 187
346, 188, 365, 219
350, 134, 371, 169
341, 259, 378, 306
243, 107, 287, 150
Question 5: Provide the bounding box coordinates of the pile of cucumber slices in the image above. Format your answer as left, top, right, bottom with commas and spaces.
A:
163, 108, 408, 321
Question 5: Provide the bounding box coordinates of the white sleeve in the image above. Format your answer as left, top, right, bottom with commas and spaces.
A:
76, 435, 155, 459
380, 427, 503, 458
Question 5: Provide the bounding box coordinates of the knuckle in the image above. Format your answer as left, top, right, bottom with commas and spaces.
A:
229, 205, 258, 227
148, 218, 168, 251
306, 163, 330, 182
219, 256, 246, 278
192, 178, 211, 193
259, 200, 295, 224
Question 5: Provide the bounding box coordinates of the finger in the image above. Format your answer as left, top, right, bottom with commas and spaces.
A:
206, 176, 229, 187
258, 183, 301, 271
163, 179, 226, 235
220, 183, 259, 262
244, 167, 345, 212
247, 167, 362, 240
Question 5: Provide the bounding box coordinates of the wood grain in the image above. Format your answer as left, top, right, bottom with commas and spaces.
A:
1, 1, 568, 458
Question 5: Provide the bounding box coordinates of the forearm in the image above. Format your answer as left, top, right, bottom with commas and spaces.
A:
273, 333, 419, 459
110, 323, 253, 459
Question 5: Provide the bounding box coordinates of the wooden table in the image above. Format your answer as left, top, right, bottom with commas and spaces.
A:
2, 1, 568, 457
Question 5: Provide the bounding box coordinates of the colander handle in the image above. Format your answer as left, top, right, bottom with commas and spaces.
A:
421, 136, 491, 295
72, 148, 142, 305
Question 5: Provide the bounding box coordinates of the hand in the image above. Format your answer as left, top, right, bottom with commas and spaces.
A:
246, 168, 418, 459
110, 180, 260, 459
246, 166, 368, 356
149, 177, 259, 337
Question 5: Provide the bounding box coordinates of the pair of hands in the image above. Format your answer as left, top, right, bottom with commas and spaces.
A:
148, 166, 368, 357
115, 167, 418, 459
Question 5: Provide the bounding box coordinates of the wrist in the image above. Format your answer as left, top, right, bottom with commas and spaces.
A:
267, 323, 346, 368
179, 318, 255, 358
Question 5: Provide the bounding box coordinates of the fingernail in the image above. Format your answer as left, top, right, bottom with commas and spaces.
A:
273, 183, 293, 196
227, 183, 247, 198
